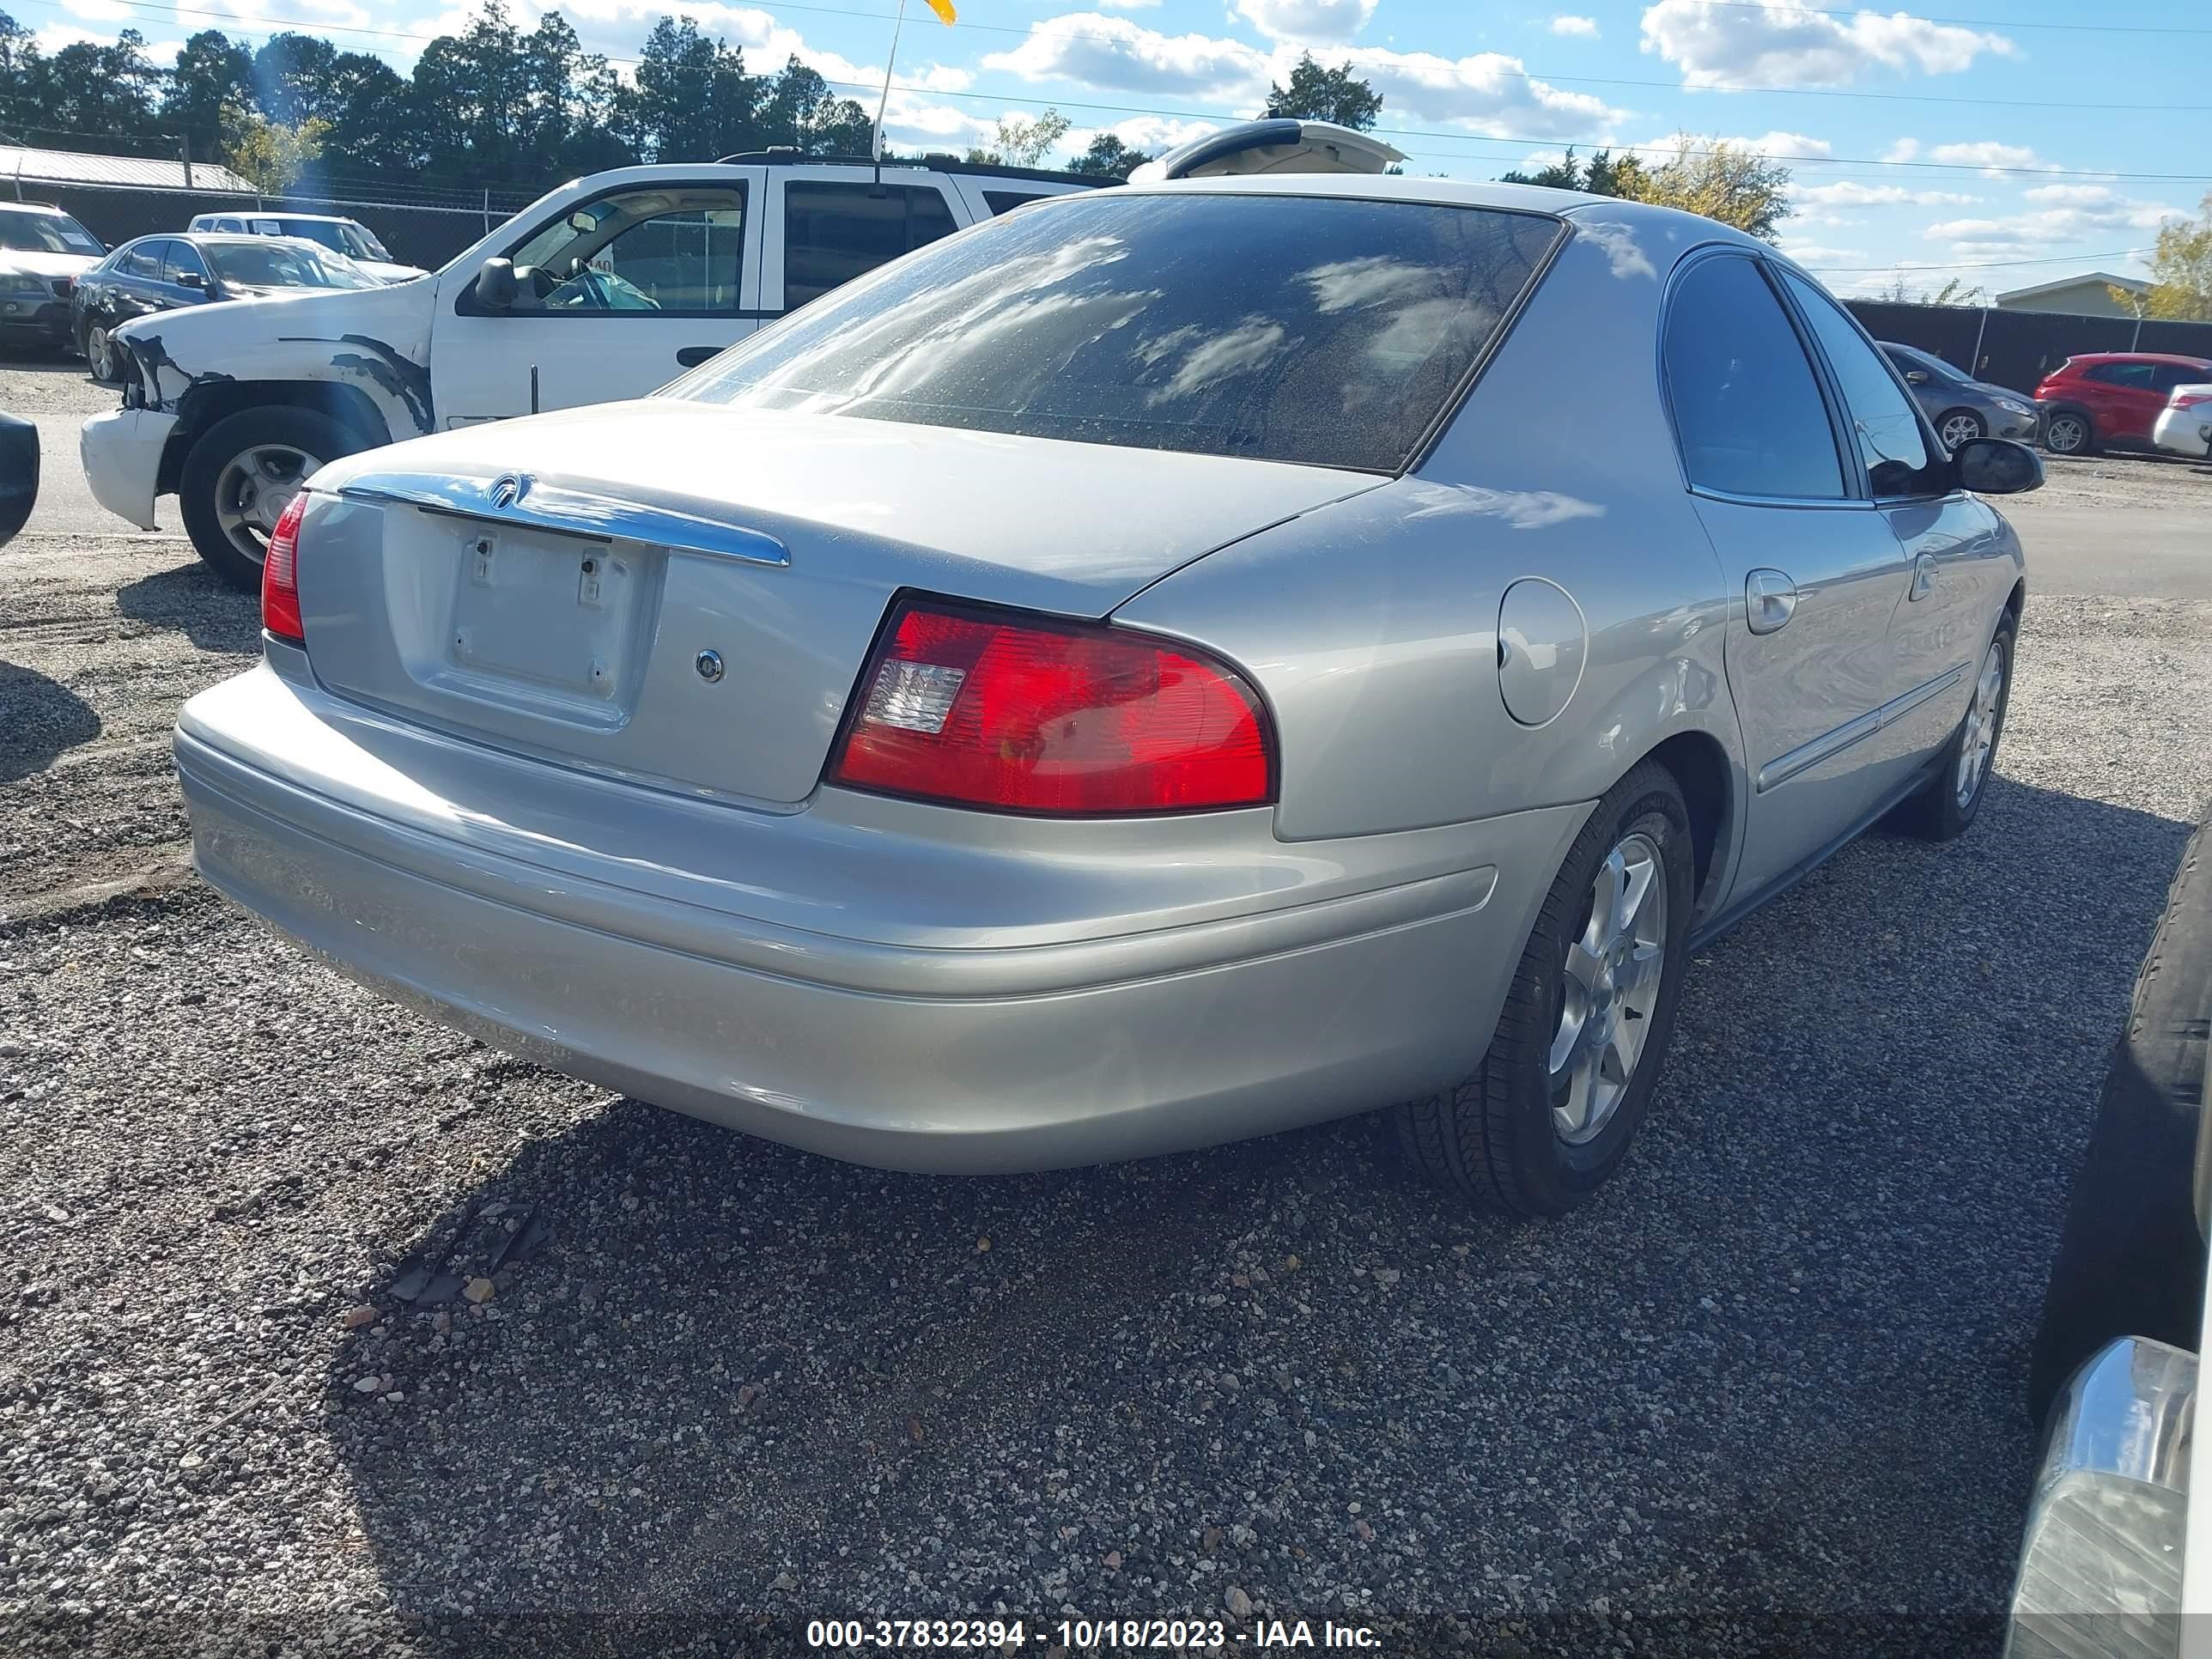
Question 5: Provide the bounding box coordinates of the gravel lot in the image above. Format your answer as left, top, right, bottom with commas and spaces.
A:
4, 362, 2211, 1657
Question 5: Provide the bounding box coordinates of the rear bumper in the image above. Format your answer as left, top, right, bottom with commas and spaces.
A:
79, 406, 173, 530
175, 659, 1585, 1172
2153, 407, 2211, 460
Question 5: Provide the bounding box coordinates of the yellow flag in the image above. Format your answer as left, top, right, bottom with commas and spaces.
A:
923, 0, 956, 21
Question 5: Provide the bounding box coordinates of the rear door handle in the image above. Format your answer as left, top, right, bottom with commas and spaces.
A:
674, 346, 720, 368
1909, 552, 1936, 601
1746, 568, 1798, 635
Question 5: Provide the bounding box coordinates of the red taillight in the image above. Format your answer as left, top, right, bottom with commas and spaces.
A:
828, 599, 1275, 815
261, 494, 307, 643
2174, 392, 2212, 410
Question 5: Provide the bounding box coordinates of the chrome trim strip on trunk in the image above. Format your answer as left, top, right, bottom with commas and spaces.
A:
1755, 659, 1970, 793
337, 471, 792, 568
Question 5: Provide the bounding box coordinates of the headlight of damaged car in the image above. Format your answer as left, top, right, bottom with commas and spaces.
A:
1999, 398, 2035, 417
0, 269, 48, 298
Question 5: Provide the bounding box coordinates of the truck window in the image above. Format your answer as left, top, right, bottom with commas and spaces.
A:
782, 183, 957, 309
504, 185, 748, 315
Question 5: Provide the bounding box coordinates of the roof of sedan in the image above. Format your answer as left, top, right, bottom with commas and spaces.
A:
1036, 171, 1769, 251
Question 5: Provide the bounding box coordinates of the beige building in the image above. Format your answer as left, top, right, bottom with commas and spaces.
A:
1994, 272, 2151, 318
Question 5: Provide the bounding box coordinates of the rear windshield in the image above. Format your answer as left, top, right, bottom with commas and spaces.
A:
665, 192, 1562, 472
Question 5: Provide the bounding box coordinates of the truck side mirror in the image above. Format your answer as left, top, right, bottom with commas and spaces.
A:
476, 256, 518, 311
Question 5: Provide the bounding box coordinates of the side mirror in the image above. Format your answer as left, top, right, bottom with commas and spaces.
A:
475, 256, 517, 311
1904, 368, 1929, 385
0, 412, 39, 549
1954, 435, 2043, 496
176, 270, 204, 290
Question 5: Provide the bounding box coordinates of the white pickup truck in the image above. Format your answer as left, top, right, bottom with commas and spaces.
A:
78, 122, 1405, 589
80, 153, 1098, 588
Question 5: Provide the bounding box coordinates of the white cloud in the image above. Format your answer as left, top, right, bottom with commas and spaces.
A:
1795, 180, 1978, 207
205, 0, 370, 27
984, 14, 1271, 100
1231, 0, 1376, 45
1094, 0, 1161, 7
1883, 138, 1920, 162
1777, 240, 1864, 265
1548, 15, 1600, 36
1066, 115, 1218, 154
987, 17, 1625, 137
1923, 141, 2041, 173
1638, 129, 1832, 161
1925, 191, 2187, 258
2021, 183, 2120, 207
1640, 0, 2013, 88
1324, 45, 1625, 136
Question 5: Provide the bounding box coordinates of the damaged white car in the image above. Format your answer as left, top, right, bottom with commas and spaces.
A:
80, 123, 1398, 589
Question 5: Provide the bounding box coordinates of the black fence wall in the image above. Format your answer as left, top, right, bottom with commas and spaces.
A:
1842, 299, 2212, 394
10, 184, 507, 271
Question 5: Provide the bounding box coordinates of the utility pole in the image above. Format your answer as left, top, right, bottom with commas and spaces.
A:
180, 134, 194, 191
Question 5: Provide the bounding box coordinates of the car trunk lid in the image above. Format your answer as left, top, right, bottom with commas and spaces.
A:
296, 400, 1380, 806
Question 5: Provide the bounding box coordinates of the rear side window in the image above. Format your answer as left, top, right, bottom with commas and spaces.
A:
676, 192, 1564, 472
1781, 270, 1937, 494
1662, 255, 1844, 501
2087, 362, 2157, 388
783, 182, 958, 309
2150, 362, 2212, 392
119, 241, 164, 280
983, 190, 1050, 216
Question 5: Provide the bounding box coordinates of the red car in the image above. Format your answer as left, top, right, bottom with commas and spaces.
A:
2033, 351, 2212, 457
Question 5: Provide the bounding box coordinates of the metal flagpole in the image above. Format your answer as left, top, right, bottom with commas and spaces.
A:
874, 0, 908, 168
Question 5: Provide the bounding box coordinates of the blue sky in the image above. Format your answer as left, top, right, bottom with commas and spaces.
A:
21, 0, 2212, 296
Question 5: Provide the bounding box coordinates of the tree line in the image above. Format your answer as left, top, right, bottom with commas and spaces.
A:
0, 3, 893, 202
0, 4, 1406, 200
0, 0, 1796, 225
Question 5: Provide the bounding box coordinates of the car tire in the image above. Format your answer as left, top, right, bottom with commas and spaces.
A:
1892, 612, 2014, 841
1396, 758, 1696, 1215
1936, 409, 1984, 450
82, 320, 116, 384
179, 406, 366, 592
2027, 817, 2212, 1427
2042, 407, 2095, 456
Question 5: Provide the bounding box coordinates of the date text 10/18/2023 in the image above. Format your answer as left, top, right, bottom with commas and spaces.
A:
805, 1619, 1384, 1650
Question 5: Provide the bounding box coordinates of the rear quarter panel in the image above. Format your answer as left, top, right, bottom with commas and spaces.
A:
1115, 206, 1744, 854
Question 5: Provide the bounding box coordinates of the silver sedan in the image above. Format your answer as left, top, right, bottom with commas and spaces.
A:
173, 174, 2041, 1213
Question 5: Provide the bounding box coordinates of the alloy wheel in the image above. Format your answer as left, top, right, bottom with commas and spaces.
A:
2045, 413, 2087, 454
1548, 832, 1668, 1146
212, 443, 324, 568
1956, 639, 2005, 808
1939, 412, 1983, 450
87, 325, 112, 382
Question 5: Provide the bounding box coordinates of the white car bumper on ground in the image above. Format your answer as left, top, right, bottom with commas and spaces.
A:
2152, 396, 2212, 461
79, 406, 175, 531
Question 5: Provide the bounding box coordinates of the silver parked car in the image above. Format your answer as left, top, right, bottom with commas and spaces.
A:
172, 175, 2042, 1212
